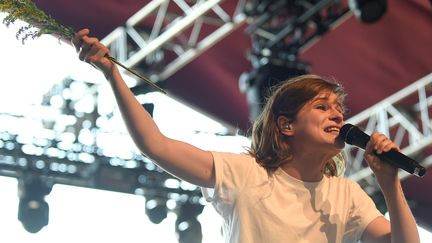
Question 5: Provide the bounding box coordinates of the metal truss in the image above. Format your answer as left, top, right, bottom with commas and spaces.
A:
238, 0, 351, 121
0, 131, 201, 198
344, 73, 432, 195
100, 0, 351, 94
244, 0, 350, 58
101, 0, 247, 83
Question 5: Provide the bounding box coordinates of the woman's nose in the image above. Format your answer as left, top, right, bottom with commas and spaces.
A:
330, 108, 343, 123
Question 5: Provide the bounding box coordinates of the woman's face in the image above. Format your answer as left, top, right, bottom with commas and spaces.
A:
289, 91, 345, 152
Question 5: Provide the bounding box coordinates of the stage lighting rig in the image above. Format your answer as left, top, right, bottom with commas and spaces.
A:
1, 74, 213, 240
240, 0, 351, 121
244, 0, 350, 50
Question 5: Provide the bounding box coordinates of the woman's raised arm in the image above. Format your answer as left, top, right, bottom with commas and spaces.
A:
72, 29, 216, 188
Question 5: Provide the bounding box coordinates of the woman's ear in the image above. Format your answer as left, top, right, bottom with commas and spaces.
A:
277, 116, 294, 136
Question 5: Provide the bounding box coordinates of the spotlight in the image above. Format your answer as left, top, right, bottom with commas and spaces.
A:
145, 198, 168, 224
349, 0, 387, 23
18, 176, 52, 233
18, 199, 50, 233
175, 201, 204, 243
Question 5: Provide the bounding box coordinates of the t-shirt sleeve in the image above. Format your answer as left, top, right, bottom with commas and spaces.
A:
344, 180, 383, 242
201, 151, 255, 217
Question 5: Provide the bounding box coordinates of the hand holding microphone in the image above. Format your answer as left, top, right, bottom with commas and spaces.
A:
339, 124, 426, 177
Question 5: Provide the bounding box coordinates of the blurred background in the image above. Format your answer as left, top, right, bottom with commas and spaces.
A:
1, 0, 432, 242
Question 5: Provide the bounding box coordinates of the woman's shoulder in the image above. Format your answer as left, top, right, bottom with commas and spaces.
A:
211, 151, 267, 176
210, 151, 269, 191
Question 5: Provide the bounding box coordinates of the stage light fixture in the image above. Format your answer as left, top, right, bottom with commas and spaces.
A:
17, 176, 52, 233
175, 201, 204, 243
349, 0, 387, 23
239, 59, 308, 121
145, 198, 168, 224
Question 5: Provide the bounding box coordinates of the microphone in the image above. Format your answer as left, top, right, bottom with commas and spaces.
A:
339, 124, 426, 177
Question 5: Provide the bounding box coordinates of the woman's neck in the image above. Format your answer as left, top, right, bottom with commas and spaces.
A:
280, 150, 333, 182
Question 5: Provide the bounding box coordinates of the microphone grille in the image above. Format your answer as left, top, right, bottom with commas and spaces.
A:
339, 123, 355, 142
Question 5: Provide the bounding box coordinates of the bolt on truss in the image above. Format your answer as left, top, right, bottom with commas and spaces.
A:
344, 73, 432, 194
101, 0, 247, 83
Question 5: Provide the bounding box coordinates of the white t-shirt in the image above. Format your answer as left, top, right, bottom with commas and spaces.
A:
202, 151, 382, 243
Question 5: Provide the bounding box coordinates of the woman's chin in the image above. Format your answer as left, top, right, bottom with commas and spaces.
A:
335, 140, 345, 149
334, 135, 346, 149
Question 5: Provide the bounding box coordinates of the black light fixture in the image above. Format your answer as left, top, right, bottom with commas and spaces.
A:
18, 176, 52, 233
239, 49, 309, 121
349, 0, 387, 23
145, 198, 168, 224
175, 201, 204, 243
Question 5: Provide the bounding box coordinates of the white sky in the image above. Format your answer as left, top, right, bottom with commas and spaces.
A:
1, 13, 431, 243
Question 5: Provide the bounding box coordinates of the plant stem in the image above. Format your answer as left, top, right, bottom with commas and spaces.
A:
107, 55, 167, 94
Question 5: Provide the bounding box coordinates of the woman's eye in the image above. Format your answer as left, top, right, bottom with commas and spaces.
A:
316, 105, 327, 110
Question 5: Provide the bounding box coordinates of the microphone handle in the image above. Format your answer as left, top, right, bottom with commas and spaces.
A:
341, 124, 426, 177
374, 149, 426, 177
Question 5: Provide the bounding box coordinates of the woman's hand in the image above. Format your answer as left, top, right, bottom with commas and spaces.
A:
365, 133, 421, 243
365, 133, 400, 187
71, 29, 115, 75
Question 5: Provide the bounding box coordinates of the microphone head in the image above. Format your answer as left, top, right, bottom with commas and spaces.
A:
339, 124, 355, 143
338, 123, 370, 148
